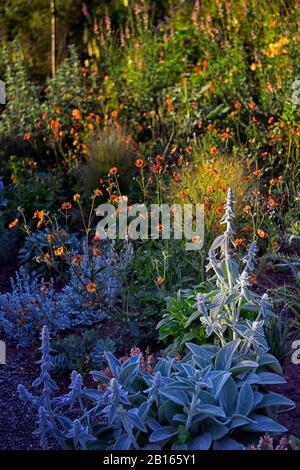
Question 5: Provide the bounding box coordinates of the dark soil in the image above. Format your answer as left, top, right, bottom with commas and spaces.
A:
273, 363, 300, 438
0, 346, 41, 450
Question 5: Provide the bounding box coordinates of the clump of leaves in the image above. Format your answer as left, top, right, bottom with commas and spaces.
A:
18, 326, 294, 450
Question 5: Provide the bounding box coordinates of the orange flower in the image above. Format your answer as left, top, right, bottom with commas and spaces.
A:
243, 176, 250, 183
206, 186, 214, 192
243, 205, 251, 214
72, 109, 81, 120
33, 210, 45, 220
86, 282, 96, 293
61, 202, 72, 210
109, 166, 118, 175
234, 238, 246, 247
8, 218, 19, 229
94, 189, 103, 197
234, 101, 242, 110
210, 146, 218, 154
54, 246, 64, 256
111, 110, 118, 118
135, 159, 145, 168
248, 101, 256, 109
93, 247, 102, 257
156, 276, 164, 286
150, 164, 163, 174
249, 274, 257, 285
37, 219, 44, 229
73, 193, 81, 202
257, 229, 268, 239
269, 178, 276, 186
36, 256, 41, 264
252, 169, 263, 177
23, 132, 31, 141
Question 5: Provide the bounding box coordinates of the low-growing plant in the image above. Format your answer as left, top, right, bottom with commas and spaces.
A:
52, 330, 98, 375
18, 325, 294, 450
0, 238, 132, 346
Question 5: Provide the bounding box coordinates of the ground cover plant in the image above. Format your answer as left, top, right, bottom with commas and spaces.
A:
0, 0, 300, 452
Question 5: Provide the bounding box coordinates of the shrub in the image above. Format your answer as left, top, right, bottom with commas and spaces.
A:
18, 325, 293, 450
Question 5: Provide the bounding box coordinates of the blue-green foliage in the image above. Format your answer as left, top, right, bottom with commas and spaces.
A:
18, 326, 293, 450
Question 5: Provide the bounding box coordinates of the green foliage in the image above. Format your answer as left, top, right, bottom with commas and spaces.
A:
90, 337, 116, 369
157, 286, 208, 355
52, 330, 97, 374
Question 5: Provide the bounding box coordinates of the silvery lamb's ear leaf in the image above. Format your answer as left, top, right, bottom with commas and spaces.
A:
104, 352, 121, 377
185, 309, 201, 326
187, 432, 212, 450
160, 388, 189, 406
230, 360, 258, 376
173, 413, 187, 424
244, 415, 288, 433
258, 353, 283, 375
236, 382, 254, 416
256, 392, 294, 409
224, 291, 240, 304
113, 434, 132, 450
213, 436, 244, 450
194, 404, 226, 419
219, 376, 238, 416
228, 414, 255, 430
204, 417, 229, 440
147, 418, 160, 431
198, 390, 218, 405
118, 361, 140, 387
155, 358, 175, 376
256, 372, 286, 385
149, 425, 178, 443
253, 391, 263, 408
226, 258, 240, 284
89, 371, 111, 383
211, 372, 231, 399
186, 342, 217, 358
215, 340, 240, 370
125, 408, 147, 432
210, 235, 225, 251
81, 389, 106, 402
